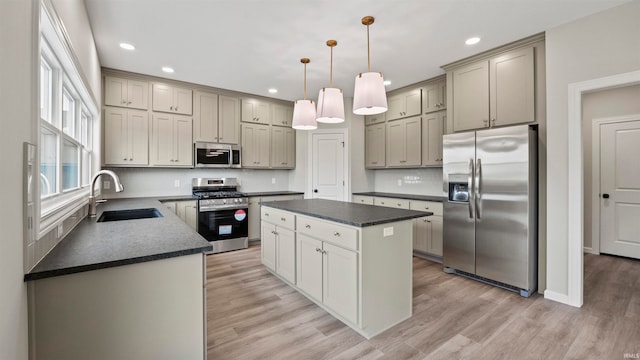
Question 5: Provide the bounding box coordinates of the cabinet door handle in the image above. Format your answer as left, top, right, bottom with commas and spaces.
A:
122, 100, 127, 104
491, 118, 496, 126
315, 248, 322, 252
128, 101, 132, 105
170, 106, 174, 110
321, 250, 327, 254
397, 203, 402, 207
280, 217, 286, 222
175, 106, 178, 111
305, 224, 311, 229
333, 232, 340, 237
265, 213, 269, 216
123, 157, 127, 160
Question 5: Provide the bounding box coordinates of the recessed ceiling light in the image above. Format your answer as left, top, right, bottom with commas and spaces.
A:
465, 37, 481, 45
119, 43, 135, 51
268, 88, 278, 94
383, 80, 391, 86
162, 67, 175, 73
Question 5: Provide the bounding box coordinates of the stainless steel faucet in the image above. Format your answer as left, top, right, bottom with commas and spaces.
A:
88, 170, 124, 218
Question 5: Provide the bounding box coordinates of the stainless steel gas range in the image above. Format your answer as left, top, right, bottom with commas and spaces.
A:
192, 177, 248, 253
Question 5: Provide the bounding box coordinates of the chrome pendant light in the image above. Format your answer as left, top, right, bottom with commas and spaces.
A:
353, 16, 388, 116
316, 40, 345, 123
292, 58, 317, 130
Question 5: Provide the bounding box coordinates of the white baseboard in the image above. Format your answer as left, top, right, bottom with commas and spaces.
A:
544, 289, 582, 307
583, 247, 599, 255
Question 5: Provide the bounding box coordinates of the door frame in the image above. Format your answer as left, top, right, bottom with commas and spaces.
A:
306, 128, 350, 201
557, 69, 640, 308
590, 114, 640, 256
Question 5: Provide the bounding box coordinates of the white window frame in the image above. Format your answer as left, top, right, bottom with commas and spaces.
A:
38, 3, 99, 236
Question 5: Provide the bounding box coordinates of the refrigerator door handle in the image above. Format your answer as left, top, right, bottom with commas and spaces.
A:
476, 158, 482, 219
468, 158, 475, 219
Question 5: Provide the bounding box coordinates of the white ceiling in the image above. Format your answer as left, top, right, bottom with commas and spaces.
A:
85, 0, 631, 102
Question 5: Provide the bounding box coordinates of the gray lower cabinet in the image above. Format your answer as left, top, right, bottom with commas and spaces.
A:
249, 194, 304, 241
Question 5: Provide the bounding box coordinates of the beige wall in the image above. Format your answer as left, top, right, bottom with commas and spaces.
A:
50, 0, 101, 103
0, 1, 101, 359
545, 1, 640, 297
0, 1, 37, 359
582, 84, 640, 250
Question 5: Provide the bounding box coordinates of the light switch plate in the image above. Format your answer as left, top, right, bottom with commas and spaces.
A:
383, 227, 394, 237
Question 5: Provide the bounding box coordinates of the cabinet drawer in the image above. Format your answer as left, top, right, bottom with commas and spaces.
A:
296, 215, 358, 251
261, 207, 295, 230
352, 195, 374, 205
374, 197, 410, 209
409, 200, 443, 216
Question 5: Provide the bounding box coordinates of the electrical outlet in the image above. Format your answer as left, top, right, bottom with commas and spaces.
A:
272, 178, 276, 184
174, 179, 180, 188
103, 180, 111, 190
397, 179, 402, 186
383, 227, 394, 237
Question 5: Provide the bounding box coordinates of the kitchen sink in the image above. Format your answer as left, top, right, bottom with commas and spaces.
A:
97, 208, 163, 222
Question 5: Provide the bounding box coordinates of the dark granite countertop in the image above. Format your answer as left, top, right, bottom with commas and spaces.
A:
261, 199, 432, 227
352, 192, 446, 203
25, 198, 212, 282
246, 191, 305, 197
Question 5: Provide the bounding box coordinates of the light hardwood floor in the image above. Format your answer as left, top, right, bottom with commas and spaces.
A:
206, 246, 640, 359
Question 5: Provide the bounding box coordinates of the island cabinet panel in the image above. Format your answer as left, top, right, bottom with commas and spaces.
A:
296, 234, 324, 301
261, 202, 413, 339
261, 206, 296, 283
322, 241, 358, 324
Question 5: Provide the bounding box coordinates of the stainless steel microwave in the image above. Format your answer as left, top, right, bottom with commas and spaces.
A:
194, 142, 241, 168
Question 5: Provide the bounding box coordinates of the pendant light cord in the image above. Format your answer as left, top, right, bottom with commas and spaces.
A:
330, 45, 334, 88
367, 24, 371, 72
303, 62, 307, 100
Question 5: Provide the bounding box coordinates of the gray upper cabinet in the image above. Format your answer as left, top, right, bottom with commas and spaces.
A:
421, 110, 445, 166
449, 45, 535, 132
241, 98, 271, 124
489, 47, 535, 127
152, 83, 193, 115
386, 116, 421, 167
271, 103, 293, 127
451, 61, 490, 131
364, 112, 386, 126
421, 78, 446, 114
270, 126, 295, 168
241, 123, 270, 168
193, 92, 240, 144
104, 76, 149, 110
365, 124, 385, 168
386, 88, 422, 121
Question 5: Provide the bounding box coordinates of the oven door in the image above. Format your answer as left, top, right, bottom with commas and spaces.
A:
197, 207, 248, 241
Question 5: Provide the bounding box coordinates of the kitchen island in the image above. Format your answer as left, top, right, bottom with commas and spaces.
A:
260, 198, 432, 339
25, 198, 212, 360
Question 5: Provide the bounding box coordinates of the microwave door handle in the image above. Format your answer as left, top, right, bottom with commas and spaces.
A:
475, 158, 482, 220
226, 145, 233, 167
468, 159, 474, 219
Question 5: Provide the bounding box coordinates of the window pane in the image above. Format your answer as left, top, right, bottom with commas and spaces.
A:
81, 149, 90, 186
40, 126, 57, 197
62, 139, 79, 191
80, 112, 88, 146
40, 59, 52, 123
62, 140, 79, 191
62, 89, 75, 136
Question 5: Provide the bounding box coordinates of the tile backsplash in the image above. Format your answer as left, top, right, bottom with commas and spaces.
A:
373, 168, 444, 196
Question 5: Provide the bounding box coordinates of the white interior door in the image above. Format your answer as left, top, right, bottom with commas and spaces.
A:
600, 120, 640, 259
311, 133, 345, 200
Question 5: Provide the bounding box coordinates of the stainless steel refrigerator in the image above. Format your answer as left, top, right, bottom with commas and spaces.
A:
442, 124, 537, 297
